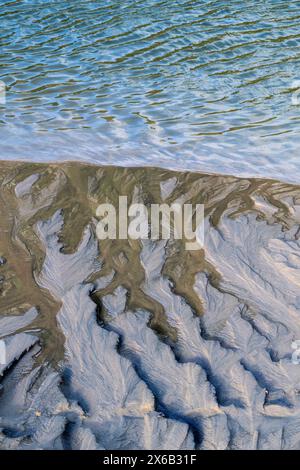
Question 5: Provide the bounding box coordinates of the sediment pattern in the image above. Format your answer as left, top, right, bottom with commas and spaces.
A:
0, 162, 300, 449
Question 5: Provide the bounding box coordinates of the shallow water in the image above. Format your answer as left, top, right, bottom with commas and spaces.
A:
1, 161, 300, 449
1, 3, 300, 450
1, 0, 300, 182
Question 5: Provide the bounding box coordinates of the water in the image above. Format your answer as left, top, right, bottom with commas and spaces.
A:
1, 0, 300, 182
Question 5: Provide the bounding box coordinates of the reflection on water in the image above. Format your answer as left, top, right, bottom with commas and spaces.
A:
0, 0, 300, 181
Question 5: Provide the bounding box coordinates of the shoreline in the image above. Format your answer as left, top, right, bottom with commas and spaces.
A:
1, 158, 299, 188
0, 160, 300, 449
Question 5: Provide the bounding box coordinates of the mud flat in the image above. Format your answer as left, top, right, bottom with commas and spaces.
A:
0, 161, 300, 449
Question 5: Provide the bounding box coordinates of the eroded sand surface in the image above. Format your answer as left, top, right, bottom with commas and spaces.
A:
0, 161, 300, 449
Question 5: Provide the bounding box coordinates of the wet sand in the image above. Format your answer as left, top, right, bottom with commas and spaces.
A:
0, 160, 299, 363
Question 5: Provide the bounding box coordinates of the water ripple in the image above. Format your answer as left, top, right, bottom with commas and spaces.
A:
0, 0, 300, 181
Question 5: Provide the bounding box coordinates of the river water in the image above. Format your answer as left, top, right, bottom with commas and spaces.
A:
1, 0, 300, 182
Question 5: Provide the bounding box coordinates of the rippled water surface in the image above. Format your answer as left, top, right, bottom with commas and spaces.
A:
1, 0, 300, 181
